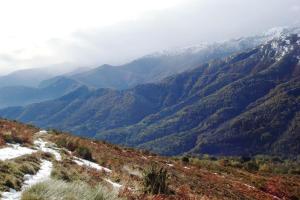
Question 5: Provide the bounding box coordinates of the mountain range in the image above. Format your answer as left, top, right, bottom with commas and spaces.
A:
1, 31, 299, 156
0, 27, 292, 108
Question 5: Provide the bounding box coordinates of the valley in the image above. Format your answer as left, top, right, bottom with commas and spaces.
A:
1, 32, 299, 157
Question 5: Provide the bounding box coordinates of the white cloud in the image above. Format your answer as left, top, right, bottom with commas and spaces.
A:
0, 0, 299, 74
291, 5, 300, 12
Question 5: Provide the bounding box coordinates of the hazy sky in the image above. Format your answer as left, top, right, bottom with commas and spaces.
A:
0, 0, 300, 74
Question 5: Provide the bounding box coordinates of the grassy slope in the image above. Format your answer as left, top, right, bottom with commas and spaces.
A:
0, 119, 299, 200
46, 130, 300, 200
0, 119, 38, 147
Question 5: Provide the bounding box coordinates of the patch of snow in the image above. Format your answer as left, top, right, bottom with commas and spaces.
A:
145, 43, 209, 58
244, 183, 256, 190
34, 139, 61, 161
65, 149, 72, 155
167, 163, 174, 167
269, 194, 281, 200
143, 26, 300, 60
265, 27, 287, 35
271, 41, 279, 49
263, 26, 287, 40
105, 179, 123, 190
38, 130, 48, 134
0, 144, 36, 161
262, 26, 300, 40
73, 157, 112, 173
1, 159, 53, 200
122, 165, 142, 177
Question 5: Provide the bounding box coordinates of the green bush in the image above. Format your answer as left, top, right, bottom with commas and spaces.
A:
259, 163, 271, 173
4, 175, 20, 189
51, 165, 80, 182
20, 163, 38, 175
181, 156, 190, 164
55, 138, 67, 148
244, 161, 259, 171
143, 165, 169, 195
75, 146, 93, 161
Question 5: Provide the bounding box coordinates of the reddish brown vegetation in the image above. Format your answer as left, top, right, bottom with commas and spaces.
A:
0, 120, 298, 199
262, 177, 300, 200
0, 137, 5, 146
47, 132, 300, 200
0, 120, 297, 200
0, 119, 38, 147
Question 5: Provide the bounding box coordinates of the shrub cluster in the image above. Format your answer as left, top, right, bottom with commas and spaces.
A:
189, 155, 300, 175
143, 165, 169, 195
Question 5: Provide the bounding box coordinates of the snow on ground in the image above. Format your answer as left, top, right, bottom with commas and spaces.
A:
1, 159, 53, 200
105, 179, 123, 190
34, 139, 62, 161
72, 157, 125, 190
123, 165, 142, 177
0, 144, 36, 161
38, 130, 48, 135
0, 130, 125, 196
73, 157, 112, 173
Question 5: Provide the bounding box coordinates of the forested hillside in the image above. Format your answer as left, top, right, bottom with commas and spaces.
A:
1, 34, 299, 156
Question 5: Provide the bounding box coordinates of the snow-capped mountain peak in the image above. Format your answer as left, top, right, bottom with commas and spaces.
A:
145, 26, 300, 59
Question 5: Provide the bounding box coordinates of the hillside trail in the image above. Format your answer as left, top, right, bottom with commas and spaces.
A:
0, 131, 285, 200
0, 130, 123, 200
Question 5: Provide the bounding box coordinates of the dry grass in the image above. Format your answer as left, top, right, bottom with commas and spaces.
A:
0, 121, 299, 200
0, 119, 38, 147
0, 153, 42, 193
21, 179, 121, 200
45, 131, 300, 200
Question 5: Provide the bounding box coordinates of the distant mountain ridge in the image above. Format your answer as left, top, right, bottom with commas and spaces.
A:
0, 77, 81, 108
0, 66, 88, 108
0, 26, 297, 109
0, 64, 85, 88
68, 28, 291, 89
1, 33, 299, 156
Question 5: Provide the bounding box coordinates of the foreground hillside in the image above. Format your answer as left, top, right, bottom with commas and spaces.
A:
1, 33, 300, 157
0, 119, 299, 200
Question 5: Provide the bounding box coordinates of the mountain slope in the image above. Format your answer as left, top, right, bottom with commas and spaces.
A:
0, 68, 55, 88
97, 34, 300, 156
0, 34, 300, 156
0, 64, 84, 88
0, 65, 91, 108
70, 30, 282, 90
0, 30, 266, 108
0, 119, 299, 200
0, 77, 81, 108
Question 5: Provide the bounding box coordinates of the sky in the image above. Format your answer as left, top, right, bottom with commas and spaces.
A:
0, 0, 300, 75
